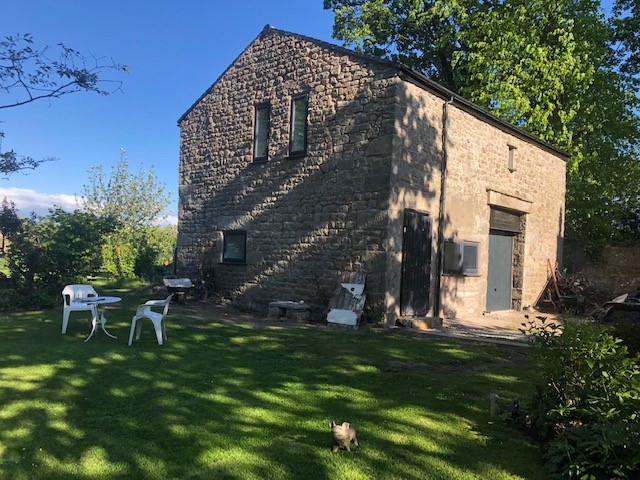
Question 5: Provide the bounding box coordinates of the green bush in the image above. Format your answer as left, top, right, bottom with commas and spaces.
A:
102, 225, 176, 280
7, 209, 112, 293
523, 318, 640, 479
0, 289, 57, 311
608, 317, 640, 356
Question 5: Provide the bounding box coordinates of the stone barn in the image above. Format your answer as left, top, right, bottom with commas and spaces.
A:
176, 25, 566, 323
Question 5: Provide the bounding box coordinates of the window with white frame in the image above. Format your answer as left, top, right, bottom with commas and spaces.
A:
443, 240, 478, 276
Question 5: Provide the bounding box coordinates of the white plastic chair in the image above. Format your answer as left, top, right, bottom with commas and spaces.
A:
128, 295, 174, 346
61, 284, 99, 334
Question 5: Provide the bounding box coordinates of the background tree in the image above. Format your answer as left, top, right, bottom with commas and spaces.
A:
6, 213, 40, 294
80, 150, 171, 278
612, 0, 640, 78
6, 208, 112, 300
36, 208, 114, 286
324, 0, 640, 242
0, 33, 126, 176
134, 225, 178, 280
0, 197, 21, 253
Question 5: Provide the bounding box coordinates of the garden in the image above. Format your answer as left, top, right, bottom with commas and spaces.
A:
0, 279, 549, 479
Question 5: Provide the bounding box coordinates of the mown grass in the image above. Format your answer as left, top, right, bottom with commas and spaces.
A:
0, 281, 548, 479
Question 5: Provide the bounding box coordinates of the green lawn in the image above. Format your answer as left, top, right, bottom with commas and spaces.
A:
0, 282, 549, 479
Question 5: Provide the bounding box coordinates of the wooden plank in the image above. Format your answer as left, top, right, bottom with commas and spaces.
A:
534, 275, 551, 307
327, 272, 367, 317
548, 259, 561, 299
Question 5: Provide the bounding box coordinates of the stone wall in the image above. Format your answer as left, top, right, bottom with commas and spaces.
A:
563, 241, 640, 297
178, 26, 567, 321
439, 102, 566, 318
177, 28, 397, 317
384, 81, 444, 322
382, 80, 566, 320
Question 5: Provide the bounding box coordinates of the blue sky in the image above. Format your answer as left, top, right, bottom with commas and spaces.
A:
1, 1, 336, 223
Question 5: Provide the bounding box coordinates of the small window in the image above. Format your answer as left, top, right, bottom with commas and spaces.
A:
253, 103, 270, 162
507, 145, 516, 171
443, 240, 478, 276
289, 93, 309, 156
223, 230, 247, 263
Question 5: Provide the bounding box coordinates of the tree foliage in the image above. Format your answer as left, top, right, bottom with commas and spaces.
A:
6, 208, 112, 295
0, 197, 21, 253
324, 0, 640, 242
37, 208, 114, 286
613, 0, 640, 78
0, 33, 127, 176
0, 33, 125, 110
80, 151, 171, 278
81, 152, 169, 238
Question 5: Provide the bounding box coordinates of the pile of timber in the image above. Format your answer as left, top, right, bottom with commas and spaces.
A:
535, 260, 593, 312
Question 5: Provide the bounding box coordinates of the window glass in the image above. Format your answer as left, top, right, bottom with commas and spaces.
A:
290, 94, 308, 155
462, 243, 478, 275
223, 231, 246, 263
443, 241, 461, 274
253, 104, 270, 161
443, 240, 478, 276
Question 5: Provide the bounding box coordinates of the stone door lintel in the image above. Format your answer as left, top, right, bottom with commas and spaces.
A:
486, 189, 532, 214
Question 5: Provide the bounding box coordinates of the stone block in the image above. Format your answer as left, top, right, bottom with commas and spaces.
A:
409, 317, 443, 330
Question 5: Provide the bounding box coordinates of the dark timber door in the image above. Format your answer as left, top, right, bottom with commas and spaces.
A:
400, 210, 432, 317
486, 231, 513, 311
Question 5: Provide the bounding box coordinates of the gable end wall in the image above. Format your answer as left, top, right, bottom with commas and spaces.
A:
177, 30, 398, 316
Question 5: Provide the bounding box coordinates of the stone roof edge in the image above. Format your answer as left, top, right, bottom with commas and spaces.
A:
177, 25, 568, 160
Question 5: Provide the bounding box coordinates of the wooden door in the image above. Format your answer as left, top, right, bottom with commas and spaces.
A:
400, 210, 432, 317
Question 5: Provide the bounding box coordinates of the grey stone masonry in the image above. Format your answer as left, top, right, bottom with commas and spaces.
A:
177, 26, 566, 322
177, 27, 398, 318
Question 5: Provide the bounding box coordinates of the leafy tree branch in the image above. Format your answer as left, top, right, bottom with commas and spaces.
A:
0, 33, 127, 110
0, 33, 127, 176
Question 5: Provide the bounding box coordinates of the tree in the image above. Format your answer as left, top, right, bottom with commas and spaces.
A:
80, 150, 171, 277
6, 213, 39, 293
37, 208, 114, 286
324, 0, 469, 91
0, 33, 127, 176
7, 208, 112, 294
612, 0, 640, 78
324, 0, 640, 242
0, 197, 21, 253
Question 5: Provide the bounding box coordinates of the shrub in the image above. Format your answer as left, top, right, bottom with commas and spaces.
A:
523, 318, 640, 479
0, 289, 57, 311
608, 317, 640, 357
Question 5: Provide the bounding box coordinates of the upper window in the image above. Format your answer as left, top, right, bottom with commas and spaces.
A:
289, 93, 309, 156
253, 103, 270, 162
443, 240, 478, 276
222, 230, 247, 264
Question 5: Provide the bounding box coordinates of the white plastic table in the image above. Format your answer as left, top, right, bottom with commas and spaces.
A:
74, 296, 121, 342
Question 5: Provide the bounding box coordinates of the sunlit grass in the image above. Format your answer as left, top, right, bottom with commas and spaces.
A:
0, 281, 549, 479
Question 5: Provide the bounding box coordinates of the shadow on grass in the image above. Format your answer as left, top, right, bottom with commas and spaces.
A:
0, 286, 546, 479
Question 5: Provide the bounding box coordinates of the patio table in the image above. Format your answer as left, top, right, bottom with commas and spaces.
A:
73, 296, 121, 342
